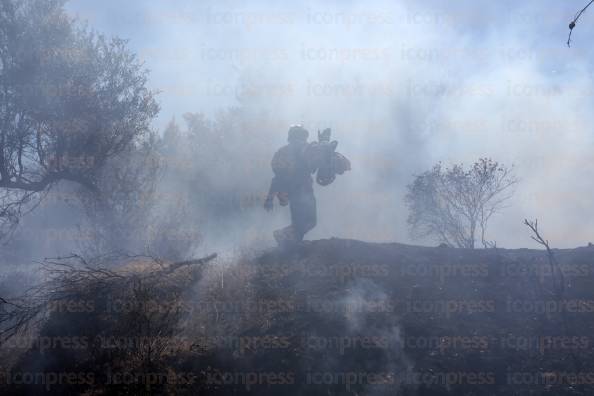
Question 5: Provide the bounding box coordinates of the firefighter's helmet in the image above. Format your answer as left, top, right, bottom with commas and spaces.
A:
288, 125, 309, 143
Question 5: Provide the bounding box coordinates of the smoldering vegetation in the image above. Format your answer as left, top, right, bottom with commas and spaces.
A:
1, 0, 594, 395
3, 238, 594, 395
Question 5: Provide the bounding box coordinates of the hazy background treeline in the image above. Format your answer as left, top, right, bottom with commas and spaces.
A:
2, 0, 594, 275
62, 0, 594, 249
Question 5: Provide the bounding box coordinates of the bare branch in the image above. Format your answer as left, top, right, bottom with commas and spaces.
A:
568, 0, 594, 47
0, 252, 217, 342
523, 219, 564, 297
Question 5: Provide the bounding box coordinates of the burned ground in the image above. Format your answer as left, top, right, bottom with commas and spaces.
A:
1, 239, 594, 395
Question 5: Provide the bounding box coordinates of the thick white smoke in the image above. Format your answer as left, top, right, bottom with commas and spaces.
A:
61, 0, 594, 249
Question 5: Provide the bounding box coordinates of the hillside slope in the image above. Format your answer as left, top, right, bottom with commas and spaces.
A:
3, 238, 594, 395
200, 238, 594, 395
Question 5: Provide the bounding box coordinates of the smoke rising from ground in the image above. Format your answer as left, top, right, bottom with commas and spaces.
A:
2, 3, 594, 394
21, 0, 594, 254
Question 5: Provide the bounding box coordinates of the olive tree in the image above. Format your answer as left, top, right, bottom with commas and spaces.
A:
405, 158, 518, 248
0, 0, 159, 239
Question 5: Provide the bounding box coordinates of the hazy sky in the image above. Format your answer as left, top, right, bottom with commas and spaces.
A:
63, 0, 594, 248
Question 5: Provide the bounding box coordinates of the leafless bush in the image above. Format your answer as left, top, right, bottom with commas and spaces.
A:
0, 252, 216, 394
406, 158, 518, 248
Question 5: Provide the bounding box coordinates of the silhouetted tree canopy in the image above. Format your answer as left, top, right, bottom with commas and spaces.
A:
0, 0, 159, 239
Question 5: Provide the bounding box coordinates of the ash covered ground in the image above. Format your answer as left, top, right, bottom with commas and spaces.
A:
2, 239, 594, 395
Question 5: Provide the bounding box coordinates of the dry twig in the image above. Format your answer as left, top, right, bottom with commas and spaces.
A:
568, 0, 594, 47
